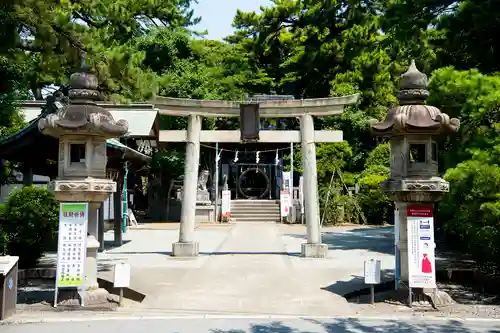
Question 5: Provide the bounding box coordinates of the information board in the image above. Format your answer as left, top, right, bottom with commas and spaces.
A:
407, 205, 436, 288
113, 263, 131, 288
55, 203, 88, 288
364, 258, 381, 284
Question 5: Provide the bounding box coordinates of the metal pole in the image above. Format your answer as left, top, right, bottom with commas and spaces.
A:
122, 161, 129, 234
370, 284, 375, 305
214, 142, 219, 223
119, 288, 124, 306
290, 142, 294, 195
98, 201, 105, 252
394, 205, 401, 290
114, 175, 123, 246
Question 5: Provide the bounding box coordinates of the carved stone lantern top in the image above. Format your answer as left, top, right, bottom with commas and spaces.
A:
370, 60, 460, 137
38, 63, 129, 139
38, 60, 126, 203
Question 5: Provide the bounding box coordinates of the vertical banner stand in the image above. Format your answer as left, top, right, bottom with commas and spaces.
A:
406, 205, 437, 308
54, 203, 89, 308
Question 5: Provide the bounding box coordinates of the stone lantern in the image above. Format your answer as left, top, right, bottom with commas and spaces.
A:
370, 61, 460, 303
38, 63, 128, 303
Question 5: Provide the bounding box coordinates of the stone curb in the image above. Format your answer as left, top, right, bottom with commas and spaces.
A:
3, 313, 500, 325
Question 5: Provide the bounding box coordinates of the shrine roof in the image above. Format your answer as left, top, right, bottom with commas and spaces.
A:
22, 101, 158, 137
0, 101, 151, 176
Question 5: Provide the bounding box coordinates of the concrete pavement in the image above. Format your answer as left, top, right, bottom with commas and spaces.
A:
14, 223, 396, 321
96, 223, 395, 316
3, 316, 500, 333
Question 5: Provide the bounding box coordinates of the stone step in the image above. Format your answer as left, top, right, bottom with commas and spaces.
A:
230, 216, 280, 222
232, 203, 280, 207
230, 199, 280, 223
232, 216, 279, 219
232, 204, 280, 209
231, 199, 280, 204
231, 203, 280, 207
231, 210, 280, 215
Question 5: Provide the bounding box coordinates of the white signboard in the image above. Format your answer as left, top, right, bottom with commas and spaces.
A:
55, 203, 88, 288
407, 206, 436, 288
364, 258, 382, 284
221, 190, 231, 218
113, 263, 131, 288
280, 190, 291, 217
281, 171, 292, 218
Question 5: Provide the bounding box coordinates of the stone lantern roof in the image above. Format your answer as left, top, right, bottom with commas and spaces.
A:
370, 60, 460, 136
39, 61, 129, 138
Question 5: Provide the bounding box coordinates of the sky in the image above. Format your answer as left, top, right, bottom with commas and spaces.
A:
192, 0, 272, 40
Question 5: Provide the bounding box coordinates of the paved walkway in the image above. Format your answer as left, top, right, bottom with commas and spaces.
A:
95, 223, 395, 316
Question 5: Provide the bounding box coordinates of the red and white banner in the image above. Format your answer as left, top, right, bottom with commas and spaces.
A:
280, 172, 292, 218
407, 205, 436, 288
221, 190, 231, 218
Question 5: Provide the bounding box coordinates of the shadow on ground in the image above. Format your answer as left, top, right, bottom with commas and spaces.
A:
102, 251, 301, 257
284, 226, 394, 255
210, 318, 499, 333
321, 269, 395, 298
103, 239, 132, 250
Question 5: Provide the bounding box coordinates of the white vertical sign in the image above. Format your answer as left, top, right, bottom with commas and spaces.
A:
364, 258, 381, 284
113, 263, 131, 288
280, 171, 292, 218
407, 206, 436, 288
221, 190, 231, 219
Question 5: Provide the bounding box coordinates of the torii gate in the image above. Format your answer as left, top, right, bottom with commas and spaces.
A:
155, 95, 359, 258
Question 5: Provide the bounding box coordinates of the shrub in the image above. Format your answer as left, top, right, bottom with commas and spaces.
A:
356, 167, 392, 225
439, 159, 500, 274
2, 186, 59, 268
364, 143, 390, 169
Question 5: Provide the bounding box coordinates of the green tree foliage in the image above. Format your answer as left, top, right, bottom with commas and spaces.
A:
427, 68, 500, 272
1, 0, 199, 100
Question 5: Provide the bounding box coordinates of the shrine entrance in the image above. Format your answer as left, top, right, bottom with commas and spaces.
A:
155, 94, 359, 258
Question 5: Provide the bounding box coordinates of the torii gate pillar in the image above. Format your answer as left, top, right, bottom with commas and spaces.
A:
300, 114, 327, 257
172, 115, 201, 256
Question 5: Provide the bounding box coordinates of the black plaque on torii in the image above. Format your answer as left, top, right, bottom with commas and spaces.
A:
240, 103, 260, 142
239, 94, 295, 143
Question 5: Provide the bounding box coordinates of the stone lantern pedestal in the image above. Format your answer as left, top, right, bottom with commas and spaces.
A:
371, 61, 460, 307
39, 64, 128, 305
